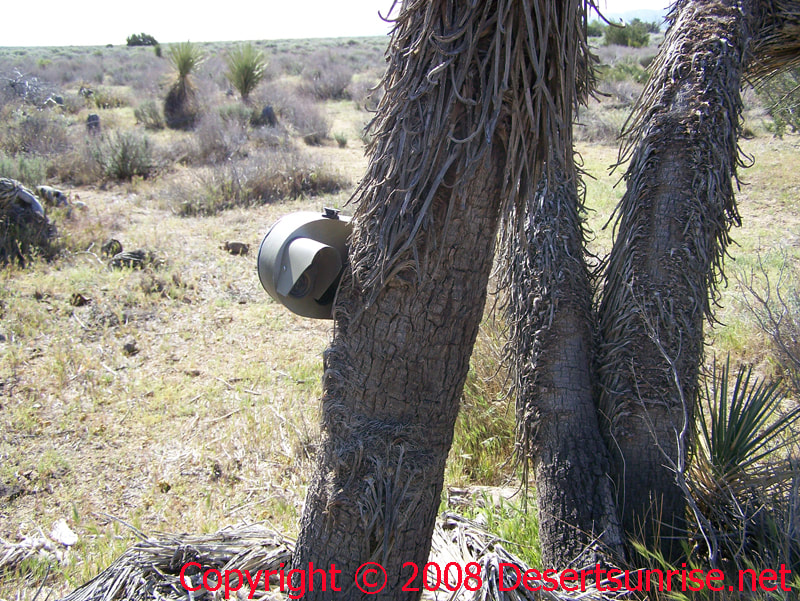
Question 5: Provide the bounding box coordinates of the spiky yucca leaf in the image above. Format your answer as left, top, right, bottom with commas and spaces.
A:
696, 357, 799, 484
167, 41, 203, 82
688, 357, 800, 574
164, 42, 203, 130
225, 43, 267, 103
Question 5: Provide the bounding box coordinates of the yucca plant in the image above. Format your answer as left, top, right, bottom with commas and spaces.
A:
689, 356, 800, 576
224, 43, 267, 104
164, 41, 203, 130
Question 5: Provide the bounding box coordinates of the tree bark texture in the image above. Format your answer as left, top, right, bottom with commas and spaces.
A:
507, 171, 625, 568
598, 0, 751, 559
290, 2, 517, 594
292, 147, 505, 599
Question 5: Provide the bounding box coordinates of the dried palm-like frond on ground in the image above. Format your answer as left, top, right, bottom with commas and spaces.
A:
58, 525, 291, 601
55, 515, 627, 601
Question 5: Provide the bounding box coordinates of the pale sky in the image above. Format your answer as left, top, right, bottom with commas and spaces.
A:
3, 1, 671, 47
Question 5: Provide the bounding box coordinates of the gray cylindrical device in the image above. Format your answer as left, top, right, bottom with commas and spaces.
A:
257, 209, 352, 319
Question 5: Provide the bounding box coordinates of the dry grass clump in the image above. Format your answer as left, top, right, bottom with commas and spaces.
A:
257, 81, 331, 145
133, 101, 165, 130
191, 110, 250, 163
1, 107, 71, 157
738, 253, 800, 393
92, 132, 155, 181
169, 148, 349, 216
299, 50, 356, 101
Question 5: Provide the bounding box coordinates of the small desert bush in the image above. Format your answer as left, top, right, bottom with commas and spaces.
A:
191, 110, 249, 163
0, 152, 48, 188
254, 81, 330, 143
573, 104, 626, 144
738, 254, 800, 393
51, 137, 104, 185
1, 108, 70, 156
91, 87, 130, 109
171, 149, 348, 216
287, 97, 330, 145
597, 79, 645, 107
599, 59, 650, 84
134, 100, 165, 130
300, 51, 354, 100
93, 131, 154, 181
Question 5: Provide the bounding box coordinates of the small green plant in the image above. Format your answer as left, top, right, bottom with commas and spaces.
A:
164, 42, 204, 130
92, 87, 128, 110
225, 43, 268, 104
599, 60, 650, 84
334, 132, 347, 148
688, 357, 800, 579
134, 101, 165, 130
0, 152, 48, 188
94, 132, 154, 181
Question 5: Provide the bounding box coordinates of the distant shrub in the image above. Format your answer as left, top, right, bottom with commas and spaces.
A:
1, 109, 70, 156
218, 103, 253, 126
587, 21, 605, 38
599, 60, 649, 84
0, 152, 48, 188
289, 97, 330, 145
154, 44, 162, 58
92, 87, 129, 109
254, 81, 329, 143
300, 51, 354, 100
94, 132, 154, 180
134, 101, 165, 130
641, 19, 662, 33
334, 132, 347, 148
127, 33, 158, 47
573, 104, 626, 145
174, 149, 349, 216
191, 111, 248, 163
604, 19, 650, 47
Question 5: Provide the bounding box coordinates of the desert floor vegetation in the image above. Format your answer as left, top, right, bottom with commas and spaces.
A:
0, 31, 798, 599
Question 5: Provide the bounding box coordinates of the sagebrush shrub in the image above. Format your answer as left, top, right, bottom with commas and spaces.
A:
94, 131, 154, 180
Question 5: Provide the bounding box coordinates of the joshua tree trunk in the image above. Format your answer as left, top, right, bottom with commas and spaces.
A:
292, 149, 505, 598
597, 0, 752, 559
500, 0, 625, 567
507, 170, 625, 567
291, 2, 513, 598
